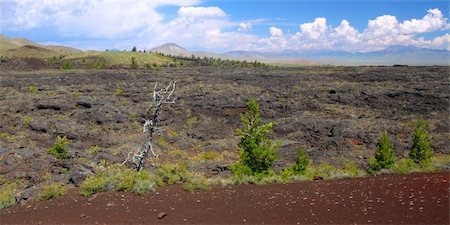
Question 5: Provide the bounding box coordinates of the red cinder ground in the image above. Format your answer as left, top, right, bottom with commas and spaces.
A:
1, 171, 448, 225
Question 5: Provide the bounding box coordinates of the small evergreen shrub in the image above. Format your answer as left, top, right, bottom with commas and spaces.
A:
232, 99, 279, 176
62, 61, 73, 70
370, 131, 396, 171
130, 57, 138, 69
280, 147, 310, 178
410, 117, 432, 164
48, 136, 69, 159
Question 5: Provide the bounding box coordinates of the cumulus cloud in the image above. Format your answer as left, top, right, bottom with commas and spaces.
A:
255, 8, 449, 52
9, 0, 200, 38
178, 6, 226, 18
400, 8, 448, 34
239, 22, 252, 32
300, 17, 328, 39
269, 27, 283, 37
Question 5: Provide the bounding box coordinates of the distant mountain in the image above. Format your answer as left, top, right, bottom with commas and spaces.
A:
221, 46, 450, 65
151, 43, 192, 57
150, 42, 448, 65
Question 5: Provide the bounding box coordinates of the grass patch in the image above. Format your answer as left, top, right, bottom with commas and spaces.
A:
115, 88, 125, 95
23, 115, 31, 126
80, 165, 157, 196
87, 145, 100, 156
38, 182, 66, 200
79, 173, 109, 196
156, 162, 190, 186
168, 149, 188, 159
339, 161, 366, 178
198, 150, 222, 161
114, 169, 156, 195
0, 184, 16, 209
183, 172, 211, 192
28, 85, 39, 94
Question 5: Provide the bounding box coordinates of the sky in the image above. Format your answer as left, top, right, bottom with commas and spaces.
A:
1, 0, 449, 52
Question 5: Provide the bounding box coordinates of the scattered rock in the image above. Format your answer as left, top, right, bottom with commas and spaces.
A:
29, 120, 48, 133
69, 165, 94, 187
36, 104, 61, 111
0, 146, 9, 155
77, 101, 92, 108
16, 186, 40, 203
314, 176, 323, 181
157, 212, 167, 219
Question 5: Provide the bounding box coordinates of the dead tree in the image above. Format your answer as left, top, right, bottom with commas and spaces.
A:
122, 81, 176, 171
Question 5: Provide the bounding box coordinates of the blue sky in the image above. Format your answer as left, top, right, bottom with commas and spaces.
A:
2, 0, 449, 52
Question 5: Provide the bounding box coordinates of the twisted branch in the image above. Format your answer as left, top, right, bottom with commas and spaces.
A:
122, 81, 176, 171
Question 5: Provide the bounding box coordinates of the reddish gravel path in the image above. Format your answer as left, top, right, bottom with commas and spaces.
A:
1, 171, 449, 224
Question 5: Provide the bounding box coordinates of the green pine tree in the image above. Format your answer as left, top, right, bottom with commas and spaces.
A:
371, 131, 396, 171
291, 147, 310, 173
410, 117, 432, 163
232, 99, 279, 175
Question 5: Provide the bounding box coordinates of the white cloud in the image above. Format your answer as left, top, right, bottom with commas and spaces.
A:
10, 0, 200, 38
269, 27, 283, 37
255, 9, 449, 52
400, 8, 448, 34
178, 6, 226, 18
239, 22, 252, 32
428, 34, 450, 51
300, 17, 328, 39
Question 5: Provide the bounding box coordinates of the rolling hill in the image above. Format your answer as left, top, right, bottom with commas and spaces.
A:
0, 34, 81, 53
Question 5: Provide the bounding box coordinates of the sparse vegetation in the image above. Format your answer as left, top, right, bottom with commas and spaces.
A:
80, 173, 109, 196
62, 61, 73, 70
183, 172, 211, 192
156, 162, 190, 186
0, 63, 448, 207
0, 184, 16, 209
199, 150, 222, 161
38, 182, 67, 200
23, 115, 31, 126
114, 169, 156, 195
115, 88, 125, 95
28, 85, 39, 94
48, 136, 69, 159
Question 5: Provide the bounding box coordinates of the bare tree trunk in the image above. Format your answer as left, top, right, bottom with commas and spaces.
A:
122, 81, 176, 171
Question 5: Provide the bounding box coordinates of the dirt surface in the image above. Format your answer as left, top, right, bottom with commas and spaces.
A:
1, 171, 448, 224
